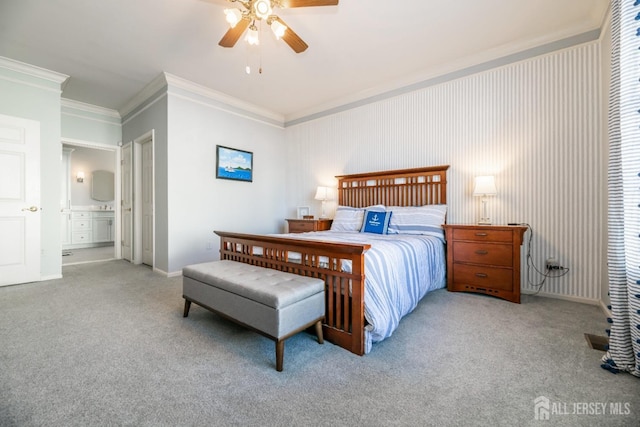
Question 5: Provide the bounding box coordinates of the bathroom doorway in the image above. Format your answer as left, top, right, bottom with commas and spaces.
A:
61, 140, 120, 266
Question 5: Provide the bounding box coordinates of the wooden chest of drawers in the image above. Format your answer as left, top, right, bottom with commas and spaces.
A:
443, 224, 527, 303
286, 219, 333, 233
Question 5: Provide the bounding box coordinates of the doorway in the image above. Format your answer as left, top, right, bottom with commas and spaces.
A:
61, 139, 120, 266
121, 131, 154, 268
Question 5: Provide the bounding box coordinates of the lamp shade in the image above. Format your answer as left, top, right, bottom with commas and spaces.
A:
245, 26, 259, 45
473, 176, 497, 196
314, 186, 329, 201
224, 8, 242, 28
271, 20, 287, 40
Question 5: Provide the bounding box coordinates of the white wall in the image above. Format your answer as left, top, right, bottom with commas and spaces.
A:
165, 91, 286, 274
122, 92, 169, 271
285, 41, 606, 303
0, 58, 67, 280
122, 76, 287, 275
61, 99, 121, 145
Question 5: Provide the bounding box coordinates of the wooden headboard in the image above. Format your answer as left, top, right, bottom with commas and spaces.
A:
335, 165, 449, 208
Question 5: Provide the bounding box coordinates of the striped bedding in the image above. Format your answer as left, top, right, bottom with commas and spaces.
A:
274, 231, 446, 354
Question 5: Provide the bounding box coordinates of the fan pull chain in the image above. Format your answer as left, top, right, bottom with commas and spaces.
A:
243, 20, 264, 75
245, 46, 251, 74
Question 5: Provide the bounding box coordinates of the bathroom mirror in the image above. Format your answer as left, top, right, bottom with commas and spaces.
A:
91, 170, 114, 201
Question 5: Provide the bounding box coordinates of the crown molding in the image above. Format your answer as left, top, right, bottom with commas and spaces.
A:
598, 1, 612, 41
163, 72, 284, 125
62, 98, 120, 119
285, 26, 602, 125
120, 71, 284, 126
119, 73, 168, 119
0, 56, 68, 85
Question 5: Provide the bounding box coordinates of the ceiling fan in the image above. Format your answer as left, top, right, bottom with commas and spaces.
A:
219, 0, 339, 53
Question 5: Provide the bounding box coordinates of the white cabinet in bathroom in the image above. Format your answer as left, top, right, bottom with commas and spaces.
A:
92, 211, 115, 243
72, 211, 92, 245
63, 210, 115, 249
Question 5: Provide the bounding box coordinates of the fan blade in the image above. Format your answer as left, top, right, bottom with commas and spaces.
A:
276, 17, 308, 53
280, 0, 339, 8
218, 18, 250, 48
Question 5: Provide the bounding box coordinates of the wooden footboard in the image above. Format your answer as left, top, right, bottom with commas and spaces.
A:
215, 231, 370, 356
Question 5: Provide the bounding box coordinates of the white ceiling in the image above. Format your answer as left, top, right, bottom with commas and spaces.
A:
0, 0, 610, 122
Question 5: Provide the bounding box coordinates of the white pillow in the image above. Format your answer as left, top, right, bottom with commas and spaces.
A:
386, 204, 447, 240
330, 205, 385, 232
330, 206, 365, 232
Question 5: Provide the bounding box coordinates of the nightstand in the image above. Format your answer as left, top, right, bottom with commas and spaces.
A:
443, 224, 527, 303
286, 218, 333, 233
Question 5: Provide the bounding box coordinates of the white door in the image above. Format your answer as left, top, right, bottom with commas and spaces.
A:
0, 114, 41, 286
141, 139, 153, 266
60, 147, 72, 250
121, 142, 133, 262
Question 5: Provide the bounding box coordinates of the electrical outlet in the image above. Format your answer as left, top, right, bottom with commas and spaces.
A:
546, 257, 560, 270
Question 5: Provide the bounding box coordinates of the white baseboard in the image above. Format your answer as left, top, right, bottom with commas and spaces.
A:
39, 273, 63, 281
522, 290, 611, 318
598, 299, 612, 317
521, 289, 600, 306
1, 273, 64, 286
153, 266, 182, 278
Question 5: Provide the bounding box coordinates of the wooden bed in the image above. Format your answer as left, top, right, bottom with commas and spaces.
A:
215, 165, 449, 356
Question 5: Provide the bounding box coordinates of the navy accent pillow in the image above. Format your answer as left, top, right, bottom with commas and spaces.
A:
360, 210, 392, 234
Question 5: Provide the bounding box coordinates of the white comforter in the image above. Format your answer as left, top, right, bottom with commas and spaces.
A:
273, 231, 446, 353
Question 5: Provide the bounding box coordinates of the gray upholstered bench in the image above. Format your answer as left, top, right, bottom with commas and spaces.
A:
182, 260, 325, 371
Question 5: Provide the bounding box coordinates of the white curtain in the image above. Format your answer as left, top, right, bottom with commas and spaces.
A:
602, 0, 640, 377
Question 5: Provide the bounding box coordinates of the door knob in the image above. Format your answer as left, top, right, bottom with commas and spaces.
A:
21, 206, 39, 212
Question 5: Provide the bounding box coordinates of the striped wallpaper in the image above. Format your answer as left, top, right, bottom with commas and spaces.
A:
285, 41, 606, 303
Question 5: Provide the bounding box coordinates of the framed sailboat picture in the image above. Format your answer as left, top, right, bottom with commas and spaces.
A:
216, 145, 253, 182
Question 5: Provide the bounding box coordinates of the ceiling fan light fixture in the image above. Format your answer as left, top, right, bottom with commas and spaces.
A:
245, 25, 260, 45
217, 0, 338, 54
270, 20, 287, 40
224, 8, 243, 28
253, 0, 273, 19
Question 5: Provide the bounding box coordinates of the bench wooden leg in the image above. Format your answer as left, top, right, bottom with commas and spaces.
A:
276, 340, 284, 372
315, 320, 324, 344
183, 299, 191, 317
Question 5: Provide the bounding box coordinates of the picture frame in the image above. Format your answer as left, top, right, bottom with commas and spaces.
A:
297, 206, 310, 219
216, 145, 253, 182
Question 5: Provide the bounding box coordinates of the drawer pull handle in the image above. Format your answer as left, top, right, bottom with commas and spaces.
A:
475, 232, 488, 236
475, 273, 488, 278
475, 250, 488, 255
